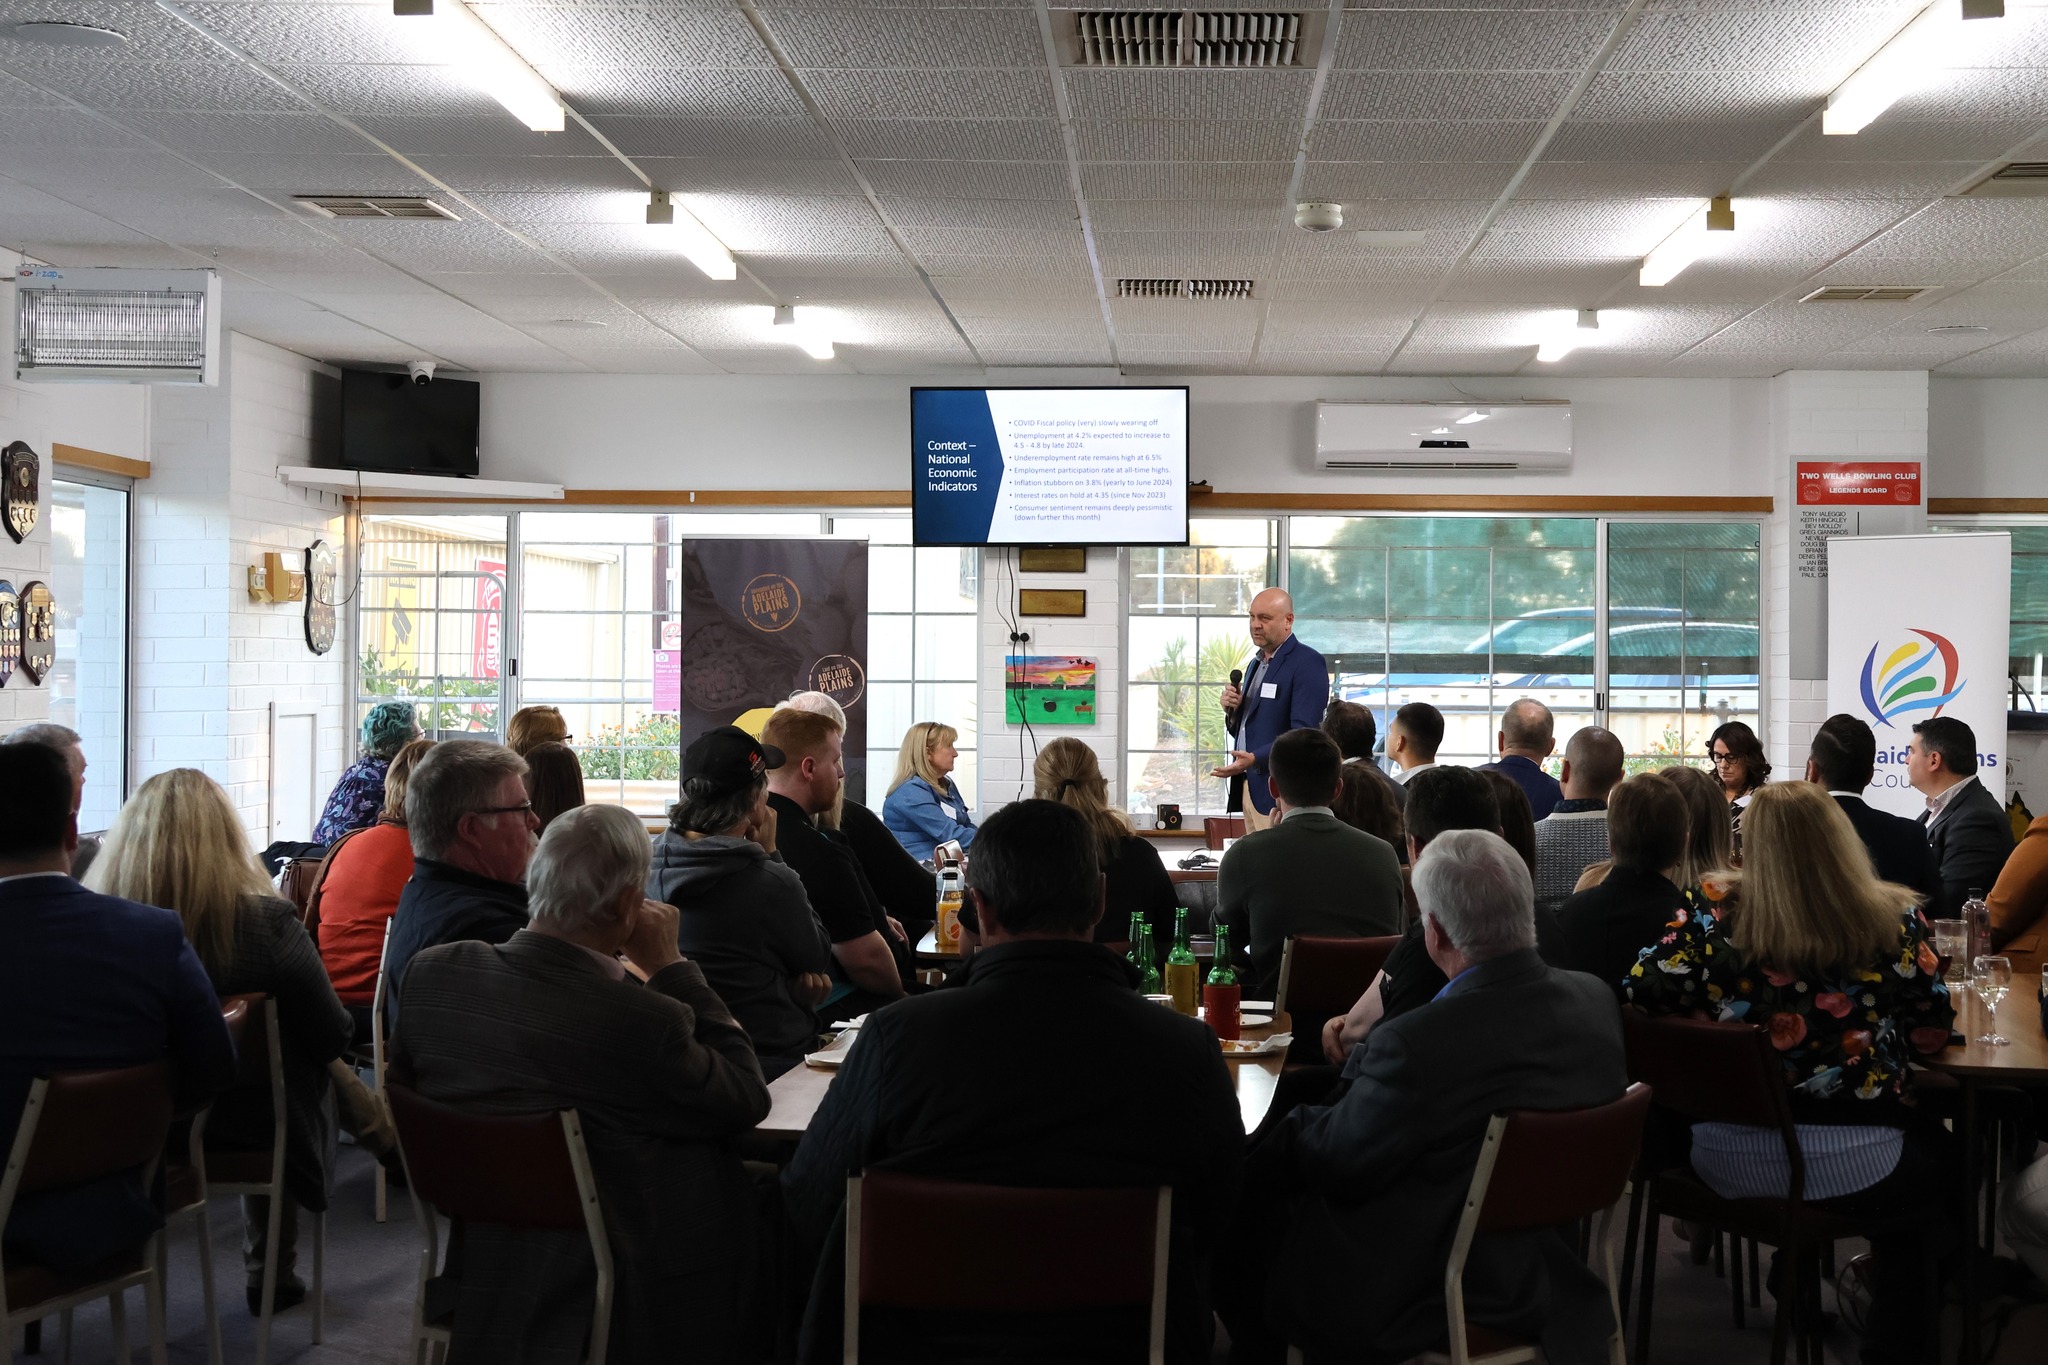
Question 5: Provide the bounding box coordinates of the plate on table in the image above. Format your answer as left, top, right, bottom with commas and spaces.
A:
1218, 1034, 1291, 1058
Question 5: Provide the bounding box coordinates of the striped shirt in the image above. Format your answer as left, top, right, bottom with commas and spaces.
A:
1690, 1122, 1904, 1200
1532, 802, 1610, 915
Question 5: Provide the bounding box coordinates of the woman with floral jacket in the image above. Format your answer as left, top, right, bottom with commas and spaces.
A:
1625, 780, 1953, 1365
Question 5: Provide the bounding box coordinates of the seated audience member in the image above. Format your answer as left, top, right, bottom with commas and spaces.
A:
779, 691, 936, 944
385, 740, 537, 1032
1989, 810, 2048, 955
92, 767, 356, 1315
881, 720, 977, 861
1709, 720, 1770, 844
1626, 781, 1954, 1365
1658, 763, 1735, 896
2000, 1153, 2048, 1290
505, 704, 568, 757
1807, 713, 1942, 908
4, 721, 100, 876
1218, 729, 1403, 998
313, 736, 434, 1044
1481, 697, 1563, 819
1333, 760, 1406, 854
521, 740, 586, 831
762, 708, 908, 1014
648, 725, 832, 1079
1221, 829, 1628, 1365
1478, 768, 1538, 875
1320, 766, 1500, 1063
313, 701, 418, 846
1532, 726, 1625, 917
395, 804, 770, 1365
1909, 714, 2014, 915
1321, 698, 1406, 811
1035, 737, 1176, 952
1549, 774, 1688, 990
0, 742, 236, 1270
782, 799, 1242, 1365
1387, 701, 1444, 785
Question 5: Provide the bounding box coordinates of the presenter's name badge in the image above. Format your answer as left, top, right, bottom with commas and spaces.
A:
742, 572, 801, 632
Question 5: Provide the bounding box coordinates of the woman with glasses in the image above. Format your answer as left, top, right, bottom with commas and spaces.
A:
1707, 719, 1770, 849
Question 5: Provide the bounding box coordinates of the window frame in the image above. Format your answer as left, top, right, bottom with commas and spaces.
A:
49, 466, 134, 826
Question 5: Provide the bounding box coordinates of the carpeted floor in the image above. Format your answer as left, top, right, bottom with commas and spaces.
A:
17, 1143, 2048, 1364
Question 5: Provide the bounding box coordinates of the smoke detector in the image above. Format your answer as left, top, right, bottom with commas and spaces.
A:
1294, 202, 1343, 232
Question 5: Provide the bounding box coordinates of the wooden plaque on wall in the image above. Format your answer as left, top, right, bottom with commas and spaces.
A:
1017, 546, 1087, 573
1018, 589, 1087, 617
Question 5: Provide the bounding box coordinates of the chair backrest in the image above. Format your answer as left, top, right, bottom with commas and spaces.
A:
3, 1062, 174, 1202
218, 993, 283, 1101
1274, 934, 1399, 1021
1471, 1082, 1653, 1234
1203, 816, 1244, 850
1620, 1011, 1793, 1130
386, 1082, 591, 1232
847, 1171, 1169, 1315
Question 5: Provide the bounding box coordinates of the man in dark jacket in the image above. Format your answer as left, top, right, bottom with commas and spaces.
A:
1549, 773, 1689, 990
783, 799, 1243, 1365
396, 804, 770, 1365
1908, 715, 2014, 915
1222, 828, 1627, 1365
0, 741, 237, 1269
1808, 713, 1944, 907
386, 739, 537, 1032
1480, 697, 1563, 820
650, 726, 833, 1077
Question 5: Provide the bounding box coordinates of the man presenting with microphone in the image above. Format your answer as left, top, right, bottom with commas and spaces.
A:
1213, 587, 1331, 832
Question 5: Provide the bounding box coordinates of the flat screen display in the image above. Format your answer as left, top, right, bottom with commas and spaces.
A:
911, 386, 1189, 546
337, 368, 481, 477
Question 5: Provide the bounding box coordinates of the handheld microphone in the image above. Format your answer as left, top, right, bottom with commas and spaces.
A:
1229, 668, 1242, 689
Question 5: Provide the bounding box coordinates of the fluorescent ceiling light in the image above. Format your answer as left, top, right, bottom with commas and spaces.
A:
393, 0, 564, 132
1824, 0, 2007, 136
1454, 408, 1489, 424
646, 190, 737, 282
1535, 310, 1598, 364
771, 305, 833, 361
1639, 197, 1735, 287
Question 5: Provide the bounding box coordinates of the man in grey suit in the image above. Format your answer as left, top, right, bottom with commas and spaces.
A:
1909, 715, 2014, 915
1220, 829, 1628, 1365
394, 804, 770, 1365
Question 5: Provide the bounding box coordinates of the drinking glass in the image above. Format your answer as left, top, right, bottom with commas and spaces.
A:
1932, 919, 1967, 987
1970, 955, 2012, 1047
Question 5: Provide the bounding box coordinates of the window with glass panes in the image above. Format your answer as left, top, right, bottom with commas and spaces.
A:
356, 515, 509, 743
49, 475, 129, 832
1126, 518, 1278, 817
1933, 522, 2048, 706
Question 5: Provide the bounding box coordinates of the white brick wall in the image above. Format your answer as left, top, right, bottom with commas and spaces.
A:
975, 546, 1124, 817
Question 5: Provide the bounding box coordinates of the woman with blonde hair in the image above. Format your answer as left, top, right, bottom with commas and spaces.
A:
1659, 762, 1737, 890
882, 720, 976, 862
1034, 737, 1176, 950
91, 768, 356, 1317
1626, 780, 1953, 1365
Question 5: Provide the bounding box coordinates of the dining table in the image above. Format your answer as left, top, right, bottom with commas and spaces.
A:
1925, 948, 2048, 1364
755, 1007, 1295, 1145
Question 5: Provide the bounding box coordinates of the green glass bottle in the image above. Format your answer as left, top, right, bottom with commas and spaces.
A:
1163, 906, 1199, 1016
1204, 921, 1242, 1040
1134, 923, 1161, 994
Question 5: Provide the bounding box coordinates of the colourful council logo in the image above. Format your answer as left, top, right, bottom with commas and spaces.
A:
1859, 628, 1965, 728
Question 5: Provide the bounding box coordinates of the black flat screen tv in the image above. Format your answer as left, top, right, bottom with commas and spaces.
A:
336, 368, 481, 476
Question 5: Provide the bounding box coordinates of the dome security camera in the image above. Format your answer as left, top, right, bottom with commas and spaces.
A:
1294, 202, 1344, 233
407, 360, 436, 386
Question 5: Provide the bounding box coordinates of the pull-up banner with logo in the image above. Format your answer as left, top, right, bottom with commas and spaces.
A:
1826, 532, 2009, 819
674, 539, 870, 802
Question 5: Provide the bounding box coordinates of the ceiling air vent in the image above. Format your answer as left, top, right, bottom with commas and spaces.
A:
294, 195, 459, 220
1063, 10, 1323, 68
1117, 278, 1255, 299
1962, 163, 2048, 198
1801, 286, 1932, 302
1188, 278, 1253, 299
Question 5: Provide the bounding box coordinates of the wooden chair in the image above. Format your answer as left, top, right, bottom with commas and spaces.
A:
0, 1061, 175, 1365
1288, 1083, 1651, 1365
843, 1171, 1171, 1365
1203, 816, 1245, 849
387, 1083, 613, 1365
208, 995, 324, 1365
1620, 1012, 1926, 1365
1273, 934, 1400, 1063
153, 1000, 242, 1365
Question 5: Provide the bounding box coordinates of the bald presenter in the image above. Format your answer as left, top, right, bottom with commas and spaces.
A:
1212, 588, 1332, 833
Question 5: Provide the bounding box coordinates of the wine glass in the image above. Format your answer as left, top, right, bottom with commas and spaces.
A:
1970, 955, 2012, 1047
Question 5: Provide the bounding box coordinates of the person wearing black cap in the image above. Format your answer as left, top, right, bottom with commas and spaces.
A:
649, 726, 835, 1078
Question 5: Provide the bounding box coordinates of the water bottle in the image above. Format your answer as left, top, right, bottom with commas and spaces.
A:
1963, 887, 1990, 967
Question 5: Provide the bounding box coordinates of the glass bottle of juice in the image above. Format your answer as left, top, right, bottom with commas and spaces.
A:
1163, 906, 1199, 1016
1203, 921, 1242, 1041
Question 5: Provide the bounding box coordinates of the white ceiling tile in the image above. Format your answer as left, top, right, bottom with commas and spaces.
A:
837, 120, 1062, 161
762, 8, 1043, 68
471, 4, 775, 68
1333, 10, 1621, 70
1073, 120, 1302, 163
857, 159, 1068, 199
1312, 121, 1545, 162
1320, 69, 1575, 121
1064, 70, 1314, 123
803, 68, 1053, 121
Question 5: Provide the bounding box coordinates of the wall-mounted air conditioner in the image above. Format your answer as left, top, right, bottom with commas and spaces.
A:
13, 265, 222, 385
1315, 400, 1572, 472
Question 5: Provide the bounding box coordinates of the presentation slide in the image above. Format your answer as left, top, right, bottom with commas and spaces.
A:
912, 387, 1189, 546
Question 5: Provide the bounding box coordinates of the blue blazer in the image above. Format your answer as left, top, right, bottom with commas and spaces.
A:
0, 875, 237, 1268
1228, 633, 1332, 815
882, 775, 977, 863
